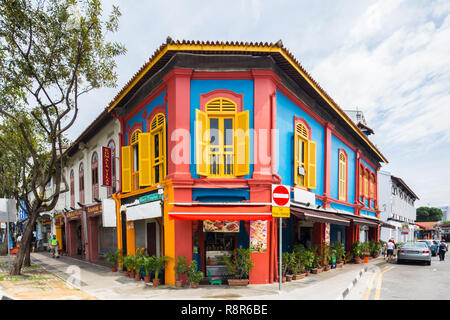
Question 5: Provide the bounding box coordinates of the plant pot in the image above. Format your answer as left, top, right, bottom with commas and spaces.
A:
125, 271, 129, 277
311, 268, 322, 274
364, 256, 369, 263
153, 278, 160, 287
144, 276, 151, 283
130, 271, 135, 278
191, 283, 199, 288
282, 276, 286, 283
305, 270, 310, 276
228, 279, 250, 286
293, 274, 305, 280
286, 275, 293, 282
336, 262, 344, 268
354, 257, 363, 264
324, 265, 331, 271
135, 274, 141, 281
175, 280, 183, 287
112, 267, 117, 272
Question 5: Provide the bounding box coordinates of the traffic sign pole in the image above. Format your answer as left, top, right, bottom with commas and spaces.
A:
279, 217, 282, 292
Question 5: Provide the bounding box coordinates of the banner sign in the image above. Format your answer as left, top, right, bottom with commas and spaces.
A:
250, 220, 267, 253
65, 209, 83, 221
102, 146, 112, 187
18, 200, 28, 221
86, 204, 102, 217
203, 220, 239, 233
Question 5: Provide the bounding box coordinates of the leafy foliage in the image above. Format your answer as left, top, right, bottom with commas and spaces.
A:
223, 248, 254, 279
186, 260, 203, 285
416, 207, 443, 222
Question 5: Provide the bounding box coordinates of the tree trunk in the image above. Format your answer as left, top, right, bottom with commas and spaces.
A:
10, 213, 38, 275
23, 239, 31, 267
0, 229, 9, 256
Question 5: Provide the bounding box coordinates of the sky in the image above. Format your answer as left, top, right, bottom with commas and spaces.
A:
70, 0, 450, 209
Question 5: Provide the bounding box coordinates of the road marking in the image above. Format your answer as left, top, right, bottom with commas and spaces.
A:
374, 266, 395, 300
363, 271, 378, 300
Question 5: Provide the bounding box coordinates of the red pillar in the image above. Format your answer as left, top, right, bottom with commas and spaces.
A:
87, 217, 99, 262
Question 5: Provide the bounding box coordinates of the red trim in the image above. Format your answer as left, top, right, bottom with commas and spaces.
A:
200, 89, 243, 112
127, 122, 143, 145
123, 83, 167, 123
192, 71, 253, 80
276, 83, 326, 126
169, 214, 272, 221
294, 116, 312, 138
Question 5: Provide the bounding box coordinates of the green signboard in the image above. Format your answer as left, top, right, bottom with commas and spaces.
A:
139, 193, 163, 204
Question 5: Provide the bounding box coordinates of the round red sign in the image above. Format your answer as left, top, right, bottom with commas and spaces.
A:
272, 185, 290, 207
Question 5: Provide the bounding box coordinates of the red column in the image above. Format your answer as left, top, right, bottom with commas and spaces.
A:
87, 217, 99, 262
249, 220, 271, 284
313, 222, 325, 245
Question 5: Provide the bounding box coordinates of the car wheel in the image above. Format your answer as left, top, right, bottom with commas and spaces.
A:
427, 261, 431, 266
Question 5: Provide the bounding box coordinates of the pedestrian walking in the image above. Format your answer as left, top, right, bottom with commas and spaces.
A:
382, 243, 387, 260
438, 241, 448, 261
387, 239, 395, 263
49, 234, 59, 258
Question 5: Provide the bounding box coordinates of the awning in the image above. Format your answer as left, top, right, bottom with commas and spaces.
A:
381, 221, 396, 229
290, 206, 351, 226
169, 205, 272, 221
351, 215, 380, 227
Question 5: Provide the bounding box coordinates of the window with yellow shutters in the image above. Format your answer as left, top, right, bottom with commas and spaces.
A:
338, 151, 347, 201
150, 113, 166, 184
294, 121, 316, 189
130, 129, 141, 191
196, 97, 249, 178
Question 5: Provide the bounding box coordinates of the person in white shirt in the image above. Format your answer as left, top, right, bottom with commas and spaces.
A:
387, 240, 395, 263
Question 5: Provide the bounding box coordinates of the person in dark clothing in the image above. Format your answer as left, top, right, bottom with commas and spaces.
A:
438, 241, 448, 261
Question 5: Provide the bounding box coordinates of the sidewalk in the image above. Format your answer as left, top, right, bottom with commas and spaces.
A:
28, 252, 387, 300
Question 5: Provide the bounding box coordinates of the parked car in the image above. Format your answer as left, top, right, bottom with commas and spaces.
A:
417, 239, 437, 256
397, 242, 431, 265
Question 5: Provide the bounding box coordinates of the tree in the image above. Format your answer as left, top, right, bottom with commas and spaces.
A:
416, 207, 443, 222
0, 0, 126, 275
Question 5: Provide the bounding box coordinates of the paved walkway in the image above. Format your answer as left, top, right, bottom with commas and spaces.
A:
26, 252, 387, 300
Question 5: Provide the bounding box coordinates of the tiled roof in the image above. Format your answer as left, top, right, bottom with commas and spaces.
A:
106, 39, 388, 163
415, 221, 440, 230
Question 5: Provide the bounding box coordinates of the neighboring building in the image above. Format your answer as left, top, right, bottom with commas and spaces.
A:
344, 109, 374, 136
49, 110, 120, 264
437, 206, 449, 222
110, 40, 388, 285
378, 171, 419, 243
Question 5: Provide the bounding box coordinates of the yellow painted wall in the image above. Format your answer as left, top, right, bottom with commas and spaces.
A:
164, 180, 176, 285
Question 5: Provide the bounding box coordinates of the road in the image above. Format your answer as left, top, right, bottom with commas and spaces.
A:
345, 253, 450, 300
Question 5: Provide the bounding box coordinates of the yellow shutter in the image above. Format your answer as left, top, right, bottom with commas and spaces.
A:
121, 146, 132, 193
196, 109, 208, 176
235, 110, 249, 176
139, 132, 151, 187
307, 140, 317, 189
294, 133, 299, 185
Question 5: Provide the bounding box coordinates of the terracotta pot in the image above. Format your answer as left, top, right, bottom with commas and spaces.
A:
125, 271, 129, 277
311, 268, 322, 274
144, 276, 151, 283
324, 265, 331, 271
305, 270, 310, 276
191, 283, 199, 288
337, 262, 344, 268
153, 278, 160, 286
175, 280, 183, 287
354, 257, 363, 264
112, 267, 117, 272
135, 274, 141, 281
286, 275, 293, 282
130, 271, 135, 278
282, 276, 286, 283
293, 274, 305, 280
228, 279, 249, 286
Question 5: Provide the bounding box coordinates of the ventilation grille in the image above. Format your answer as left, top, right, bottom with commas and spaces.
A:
206, 98, 236, 113
130, 130, 141, 145
151, 114, 165, 130
296, 123, 308, 138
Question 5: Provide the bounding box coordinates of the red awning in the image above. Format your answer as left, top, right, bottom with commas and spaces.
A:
168, 205, 272, 221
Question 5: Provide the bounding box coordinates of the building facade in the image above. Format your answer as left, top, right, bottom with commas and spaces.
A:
378, 171, 419, 243
108, 40, 387, 285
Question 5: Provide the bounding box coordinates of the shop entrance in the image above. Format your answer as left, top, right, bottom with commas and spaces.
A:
294, 220, 313, 249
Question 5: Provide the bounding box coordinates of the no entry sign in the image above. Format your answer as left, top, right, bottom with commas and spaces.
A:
272, 185, 290, 207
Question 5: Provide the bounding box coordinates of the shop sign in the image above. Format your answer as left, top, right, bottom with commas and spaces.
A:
102, 146, 112, 187
54, 215, 65, 226
250, 220, 267, 253
272, 206, 290, 218
139, 193, 163, 204
18, 200, 28, 221
65, 209, 83, 220
203, 220, 239, 233
86, 204, 102, 217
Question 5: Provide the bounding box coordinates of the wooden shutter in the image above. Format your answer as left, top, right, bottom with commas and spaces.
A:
121, 146, 132, 193
235, 110, 249, 176
139, 132, 151, 187
307, 140, 317, 189
196, 109, 208, 176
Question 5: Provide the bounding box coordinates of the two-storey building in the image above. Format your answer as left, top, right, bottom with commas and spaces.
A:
110, 40, 388, 285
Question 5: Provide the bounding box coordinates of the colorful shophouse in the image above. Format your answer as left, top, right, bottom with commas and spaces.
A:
109, 40, 388, 285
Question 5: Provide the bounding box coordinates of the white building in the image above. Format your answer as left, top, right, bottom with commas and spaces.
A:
437, 206, 449, 222
378, 171, 419, 243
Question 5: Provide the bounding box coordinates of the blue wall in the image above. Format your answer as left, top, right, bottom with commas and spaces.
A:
276, 90, 324, 196
330, 134, 356, 205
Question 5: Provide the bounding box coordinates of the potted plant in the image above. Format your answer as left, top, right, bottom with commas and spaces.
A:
104, 249, 120, 272
322, 243, 332, 271
142, 256, 153, 283
291, 249, 306, 280
150, 255, 169, 287
223, 248, 254, 286
352, 241, 363, 264
282, 252, 291, 282
311, 246, 323, 274
174, 255, 188, 287
361, 242, 371, 263
299, 248, 314, 276
123, 255, 136, 278
187, 260, 203, 288
135, 255, 147, 281
331, 242, 345, 268
370, 241, 382, 258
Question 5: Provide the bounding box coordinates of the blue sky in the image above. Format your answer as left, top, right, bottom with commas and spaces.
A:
71, 0, 450, 208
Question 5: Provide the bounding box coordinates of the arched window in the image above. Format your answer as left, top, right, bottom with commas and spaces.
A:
79, 162, 85, 205
130, 129, 141, 191
338, 150, 347, 201
107, 140, 116, 198
294, 120, 316, 189
370, 174, 376, 200
70, 169, 75, 208
359, 165, 365, 198
196, 96, 249, 178
150, 113, 166, 184
91, 152, 99, 201
364, 169, 369, 198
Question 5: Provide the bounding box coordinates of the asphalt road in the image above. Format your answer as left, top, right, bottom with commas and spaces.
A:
345, 253, 450, 300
